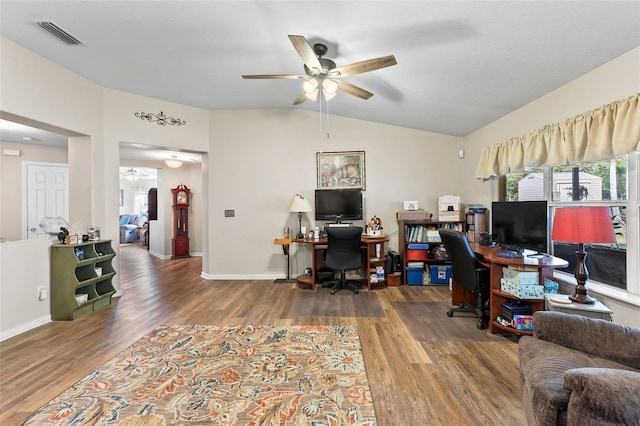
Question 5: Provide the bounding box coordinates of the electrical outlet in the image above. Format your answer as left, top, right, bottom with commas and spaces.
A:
38, 285, 48, 301
224, 209, 235, 217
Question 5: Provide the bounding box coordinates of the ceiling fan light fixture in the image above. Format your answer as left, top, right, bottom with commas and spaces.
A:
164, 155, 183, 168
303, 79, 318, 94
305, 90, 319, 101
322, 79, 338, 94
323, 91, 337, 101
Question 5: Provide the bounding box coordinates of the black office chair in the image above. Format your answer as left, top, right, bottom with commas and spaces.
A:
438, 229, 490, 329
322, 226, 363, 294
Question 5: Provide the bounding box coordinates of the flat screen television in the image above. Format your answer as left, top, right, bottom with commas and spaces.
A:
492, 201, 548, 253
315, 189, 363, 222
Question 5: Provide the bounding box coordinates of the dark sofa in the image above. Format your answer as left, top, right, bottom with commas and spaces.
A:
518, 311, 640, 425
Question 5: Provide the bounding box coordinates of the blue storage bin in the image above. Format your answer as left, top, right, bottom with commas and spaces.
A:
429, 265, 452, 285
406, 267, 423, 285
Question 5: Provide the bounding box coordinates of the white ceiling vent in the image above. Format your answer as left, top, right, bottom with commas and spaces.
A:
32, 21, 85, 45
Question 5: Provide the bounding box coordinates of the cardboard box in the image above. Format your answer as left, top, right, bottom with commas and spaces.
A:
544, 278, 559, 294
438, 210, 463, 221
429, 265, 451, 285
397, 209, 430, 221
438, 195, 461, 212
513, 315, 535, 330
387, 273, 401, 287
502, 267, 539, 285
500, 278, 544, 299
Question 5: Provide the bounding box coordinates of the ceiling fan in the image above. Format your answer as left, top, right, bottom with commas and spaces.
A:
120, 168, 153, 180
242, 35, 397, 105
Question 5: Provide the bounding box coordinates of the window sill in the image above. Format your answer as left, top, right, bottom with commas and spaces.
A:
552, 271, 640, 308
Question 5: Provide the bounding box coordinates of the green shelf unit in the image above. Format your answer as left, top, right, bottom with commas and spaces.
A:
51, 239, 116, 321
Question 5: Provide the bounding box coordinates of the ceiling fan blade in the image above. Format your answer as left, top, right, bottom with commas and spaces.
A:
288, 35, 323, 71
332, 55, 397, 77
242, 74, 306, 79
336, 80, 373, 100
293, 91, 308, 105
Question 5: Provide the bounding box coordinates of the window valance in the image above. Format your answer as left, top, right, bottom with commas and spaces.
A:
475, 93, 640, 179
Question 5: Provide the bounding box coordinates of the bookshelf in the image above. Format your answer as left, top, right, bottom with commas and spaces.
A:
464, 209, 487, 244
398, 219, 463, 285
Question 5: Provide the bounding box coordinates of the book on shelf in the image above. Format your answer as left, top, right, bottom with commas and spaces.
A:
407, 261, 425, 268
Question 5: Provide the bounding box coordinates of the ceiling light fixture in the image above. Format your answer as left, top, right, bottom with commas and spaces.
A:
165, 155, 183, 168
125, 168, 137, 180
303, 77, 338, 102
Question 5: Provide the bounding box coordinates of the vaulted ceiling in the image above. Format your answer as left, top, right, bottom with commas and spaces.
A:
1, 1, 639, 143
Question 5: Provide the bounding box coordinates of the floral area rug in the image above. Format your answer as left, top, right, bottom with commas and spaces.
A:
21, 325, 376, 425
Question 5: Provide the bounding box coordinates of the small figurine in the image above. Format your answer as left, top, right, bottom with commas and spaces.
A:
57, 227, 69, 243
367, 215, 383, 235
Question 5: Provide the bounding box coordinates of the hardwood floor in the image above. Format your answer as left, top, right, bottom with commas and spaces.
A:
0, 243, 526, 425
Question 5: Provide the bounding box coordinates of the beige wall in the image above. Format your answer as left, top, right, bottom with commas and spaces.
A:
206, 109, 462, 278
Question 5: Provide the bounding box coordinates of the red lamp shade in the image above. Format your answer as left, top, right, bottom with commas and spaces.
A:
551, 206, 615, 244
551, 206, 615, 305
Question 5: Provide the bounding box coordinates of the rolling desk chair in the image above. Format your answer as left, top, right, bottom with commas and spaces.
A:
438, 228, 490, 329
323, 226, 363, 294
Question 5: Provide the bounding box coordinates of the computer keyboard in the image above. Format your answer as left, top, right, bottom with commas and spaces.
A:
496, 251, 524, 259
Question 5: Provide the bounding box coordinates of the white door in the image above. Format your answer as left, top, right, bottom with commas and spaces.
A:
24, 162, 69, 239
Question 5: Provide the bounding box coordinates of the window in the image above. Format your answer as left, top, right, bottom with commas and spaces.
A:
504, 157, 630, 291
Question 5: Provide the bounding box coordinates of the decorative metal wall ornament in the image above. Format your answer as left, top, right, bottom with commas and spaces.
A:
135, 111, 186, 126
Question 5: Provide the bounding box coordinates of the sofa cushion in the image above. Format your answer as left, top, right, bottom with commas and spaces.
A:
519, 336, 635, 426
119, 215, 130, 226
564, 368, 640, 426
534, 311, 640, 369
128, 214, 140, 225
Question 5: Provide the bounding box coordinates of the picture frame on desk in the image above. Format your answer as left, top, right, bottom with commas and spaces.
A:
316, 151, 366, 190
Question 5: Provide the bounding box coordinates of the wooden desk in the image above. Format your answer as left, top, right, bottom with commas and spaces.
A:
295, 235, 389, 291
452, 243, 569, 335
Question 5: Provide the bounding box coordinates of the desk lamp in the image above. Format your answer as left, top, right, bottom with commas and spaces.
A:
289, 194, 312, 239
551, 206, 615, 304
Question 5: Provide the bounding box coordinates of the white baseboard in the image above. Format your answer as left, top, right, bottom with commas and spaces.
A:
0, 315, 50, 342
200, 272, 280, 280
149, 250, 171, 259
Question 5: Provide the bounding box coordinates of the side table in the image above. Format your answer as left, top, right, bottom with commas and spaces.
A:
274, 238, 295, 283
544, 293, 612, 321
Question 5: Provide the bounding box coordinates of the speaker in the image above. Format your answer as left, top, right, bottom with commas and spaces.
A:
148, 188, 158, 220
384, 255, 393, 275
388, 250, 401, 273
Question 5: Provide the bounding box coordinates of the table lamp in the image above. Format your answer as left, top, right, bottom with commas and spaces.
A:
551, 206, 615, 304
289, 194, 312, 239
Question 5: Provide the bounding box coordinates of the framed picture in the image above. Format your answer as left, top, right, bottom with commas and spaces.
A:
316, 151, 366, 190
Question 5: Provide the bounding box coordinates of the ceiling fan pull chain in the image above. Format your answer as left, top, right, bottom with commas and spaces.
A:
325, 95, 330, 139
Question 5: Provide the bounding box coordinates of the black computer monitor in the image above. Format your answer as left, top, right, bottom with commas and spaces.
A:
492, 201, 548, 253
315, 189, 363, 222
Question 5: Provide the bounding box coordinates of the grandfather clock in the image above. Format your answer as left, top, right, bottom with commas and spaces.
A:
171, 184, 191, 259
